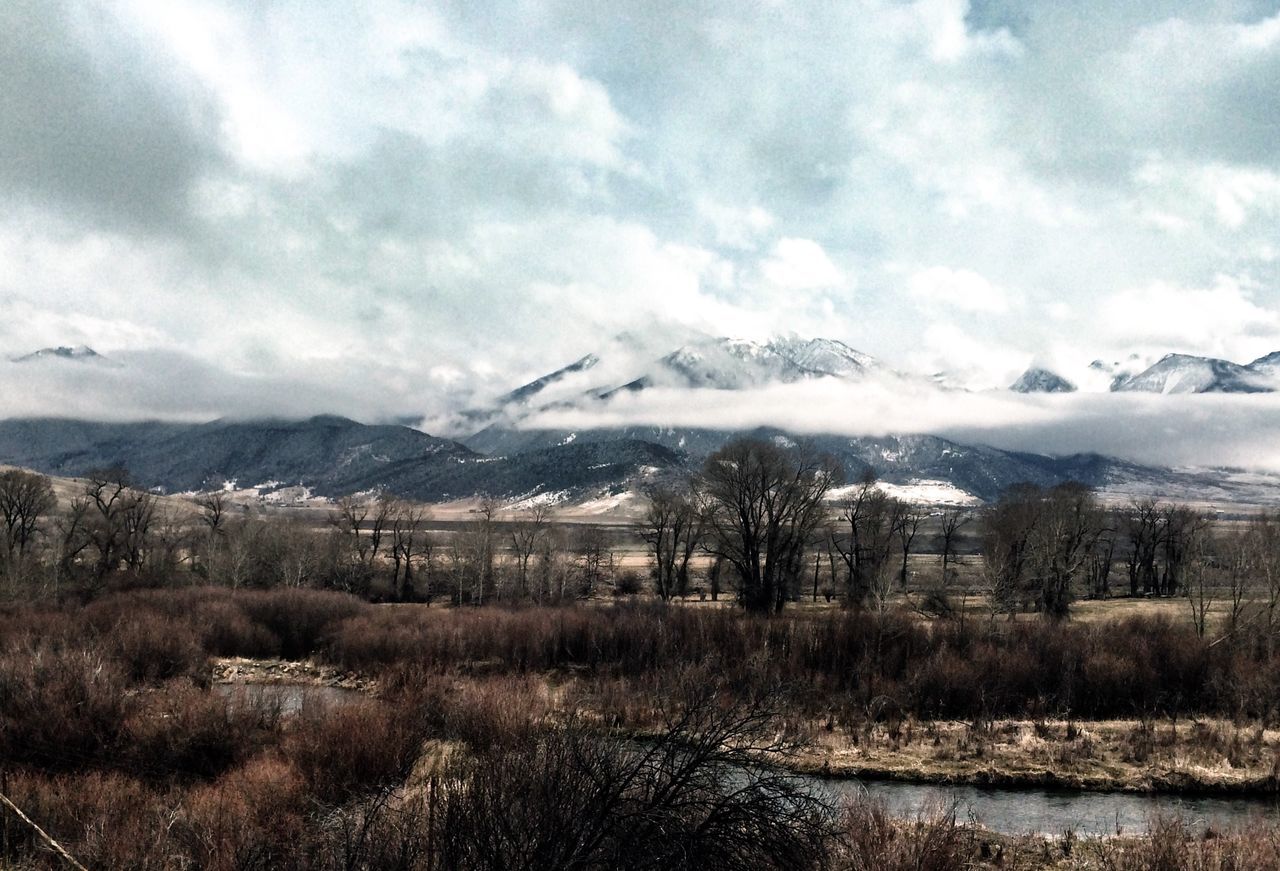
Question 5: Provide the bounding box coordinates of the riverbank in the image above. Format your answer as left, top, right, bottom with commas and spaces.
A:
211, 655, 377, 691
209, 655, 1280, 798
780, 715, 1280, 796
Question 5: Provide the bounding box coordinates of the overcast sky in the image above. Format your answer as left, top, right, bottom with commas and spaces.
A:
3, 0, 1280, 431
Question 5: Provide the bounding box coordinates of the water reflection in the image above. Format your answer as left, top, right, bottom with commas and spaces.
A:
814, 776, 1280, 836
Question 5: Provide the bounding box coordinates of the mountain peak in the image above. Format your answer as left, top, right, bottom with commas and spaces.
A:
12, 345, 103, 363
1246, 351, 1280, 378
1113, 353, 1272, 394
1010, 367, 1076, 393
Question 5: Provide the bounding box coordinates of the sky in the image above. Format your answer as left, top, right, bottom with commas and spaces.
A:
3, 0, 1280, 460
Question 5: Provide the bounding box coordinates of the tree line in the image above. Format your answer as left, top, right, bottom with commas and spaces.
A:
5, 438, 1280, 633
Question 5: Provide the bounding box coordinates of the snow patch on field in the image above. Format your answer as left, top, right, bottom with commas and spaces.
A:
506, 489, 571, 510
576, 490, 643, 514
828, 479, 980, 506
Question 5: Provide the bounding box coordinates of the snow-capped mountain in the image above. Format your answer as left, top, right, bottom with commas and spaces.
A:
1088, 355, 1151, 391
1247, 351, 1280, 379
766, 336, 884, 378
1112, 354, 1274, 394
462, 335, 900, 429
501, 354, 599, 405
631, 336, 889, 391
12, 345, 105, 363
1010, 367, 1076, 393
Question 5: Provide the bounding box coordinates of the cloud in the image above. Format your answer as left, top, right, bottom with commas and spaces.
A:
1100, 277, 1280, 359
908, 322, 1028, 389
0, 0, 223, 230
907, 266, 1010, 313
759, 238, 846, 292
523, 377, 1280, 473
1, 0, 1279, 460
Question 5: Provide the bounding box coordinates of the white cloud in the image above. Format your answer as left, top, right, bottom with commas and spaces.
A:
523, 377, 1280, 474
2, 0, 1280, 452
909, 322, 1027, 388
759, 238, 846, 292
1136, 159, 1280, 230
906, 266, 1010, 313
1100, 277, 1280, 359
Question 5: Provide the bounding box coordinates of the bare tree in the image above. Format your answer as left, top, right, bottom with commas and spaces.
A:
936, 508, 970, 590
700, 438, 840, 614
150, 509, 194, 580
640, 482, 703, 602
833, 474, 901, 609
536, 525, 571, 603
1221, 529, 1252, 638
1184, 529, 1216, 638
82, 468, 157, 583
196, 489, 228, 536
1161, 505, 1209, 598
510, 504, 553, 600
473, 498, 500, 603
1027, 483, 1104, 619
980, 483, 1042, 616
1124, 499, 1163, 596
388, 500, 427, 601
0, 469, 55, 581
1249, 512, 1280, 652
896, 505, 925, 591
53, 496, 93, 584
331, 497, 372, 563
573, 524, 614, 598
1085, 522, 1118, 600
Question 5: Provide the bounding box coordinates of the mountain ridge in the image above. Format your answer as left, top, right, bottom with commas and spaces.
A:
4, 414, 1280, 507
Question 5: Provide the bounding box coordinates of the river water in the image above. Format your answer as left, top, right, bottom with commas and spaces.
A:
812, 775, 1280, 836
210, 683, 1279, 836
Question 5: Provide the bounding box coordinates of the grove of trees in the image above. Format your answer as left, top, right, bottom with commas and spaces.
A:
5, 436, 1280, 638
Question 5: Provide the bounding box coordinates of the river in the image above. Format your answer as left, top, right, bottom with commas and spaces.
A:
813, 774, 1280, 836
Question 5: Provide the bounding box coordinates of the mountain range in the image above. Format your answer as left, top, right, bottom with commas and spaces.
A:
7, 337, 1280, 508
464, 335, 1280, 411
1, 412, 1277, 509
14, 339, 1280, 399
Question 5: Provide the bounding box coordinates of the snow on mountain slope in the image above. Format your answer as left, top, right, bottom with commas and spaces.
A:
646, 338, 810, 389
1086, 355, 1151, 391
767, 336, 883, 377
1112, 354, 1273, 394
503, 335, 897, 408
1010, 367, 1076, 393
501, 354, 599, 405
1246, 351, 1280, 380
606, 335, 903, 395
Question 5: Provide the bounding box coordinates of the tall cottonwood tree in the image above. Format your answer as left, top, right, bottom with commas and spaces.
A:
510, 504, 552, 600
700, 438, 840, 614
0, 469, 55, 579
81, 468, 157, 583
981, 482, 1104, 619
389, 500, 428, 602
639, 482, 703, 602
936, 507, 969, 590
833, 474, 902, 608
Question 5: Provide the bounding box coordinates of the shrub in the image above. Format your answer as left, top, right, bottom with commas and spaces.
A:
836, 796, 974, 871
0, 643, 132, 771
282, 699, 428, 802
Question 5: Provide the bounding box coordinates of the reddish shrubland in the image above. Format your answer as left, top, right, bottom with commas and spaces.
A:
6, 589, 1280, 868
324, 602, 1280, 722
